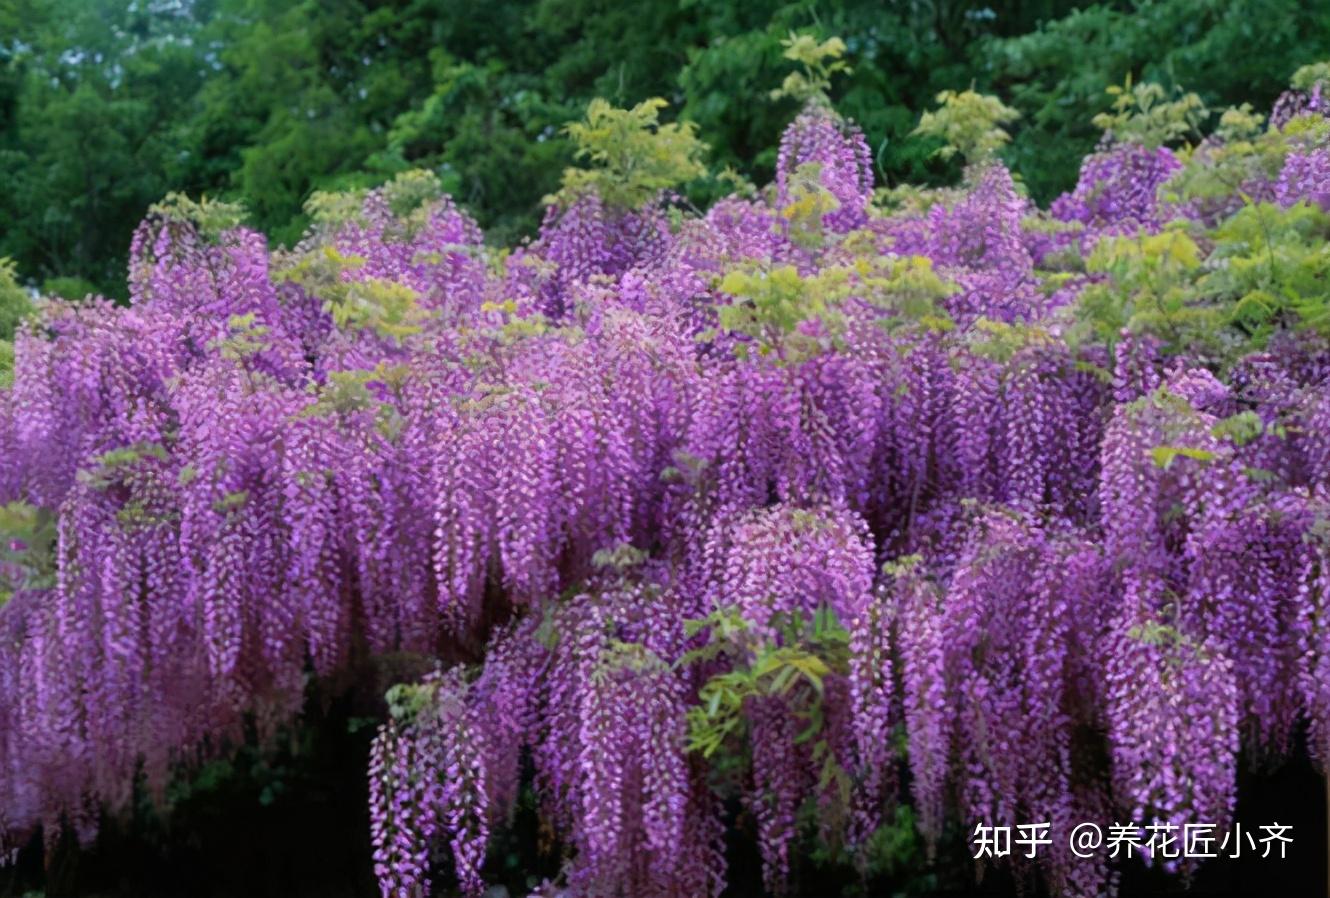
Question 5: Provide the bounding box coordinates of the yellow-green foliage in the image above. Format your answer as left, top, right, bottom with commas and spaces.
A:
148, 193, 247, 240
779, 162, 841, 250
844, 252, 956, 332
714, 253, 954, 361
1167, 112, 1329, 211
0, 256, 30, 388
1091, 76, 1207, 149
769, 32, 851, 106
682, 605, 849, 761
872, 183, 942, 217
913, 89, 1020, 165
0, 339, 13, 390
277, 245, 426, 342
212, 313, 272, 362
968, 318, 1057, 363
1214, 104, 1265, 142
42, 276, 98, 301
1070, 199, 1330, 365
0, 501, 58, 606
381, 170, 446, 219
1165, 62, 1330, 213
1199, 200, 1330, 340
1291, 61, 1330, 92
300, 363, 413, 439
479, 298, 551, 345
0, 257, 35, 342
1073, 227, 1215, 353
77, 442, 171, 492
331, 279, 425, 341
306, 170, 446, 239
716, 264, 836, 360
552, 99, 708, 210
305, 187, 370, 230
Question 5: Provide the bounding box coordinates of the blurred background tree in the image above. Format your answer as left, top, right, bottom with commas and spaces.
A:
1, 0, 1328, 298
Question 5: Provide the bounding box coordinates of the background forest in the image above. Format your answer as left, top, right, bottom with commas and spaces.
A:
3, 0, 1330, 299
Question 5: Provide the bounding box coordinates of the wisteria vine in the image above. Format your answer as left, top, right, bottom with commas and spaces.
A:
2, 65, 1330, 898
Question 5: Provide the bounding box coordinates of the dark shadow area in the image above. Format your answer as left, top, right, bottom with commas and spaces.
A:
3, 719, 1324, 898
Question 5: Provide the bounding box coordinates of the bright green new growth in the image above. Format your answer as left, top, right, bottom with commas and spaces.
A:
277, 245, 425, 342
0, 341, 13, 391
1214, 104, 1265, 143
712, 252, 955, 363
1091, 76, 1208, 149
1069, 198, 1330, 367
769, 32, 851, 107
967, 318, 1057, 363
1149, 444, 1216, 470
296, 365, 412, 444
0, 501, 58, 608
385, 680, 440, 726
590, 542, 651, 572
846, 253, 956, 332
381, 169, 447, 219
1166, 109, 1328, 214
305, 188, 370, 230
1210, 410, 1265, 446
715, 264, 836, 361
0, 258, 35, 343
212, 313, 272, 362
779, 162, 842, 250
913, 89, 1021, 166
42, 277, 99, 302
1290, 61, 1330, 92
306, 170, 447, 237
330, 279, 425, 341
682, 606, 849, 761
0, 259, 34, 389
552, 98, 708, 210
1201, 200, 1330, 340
148, 193, 248, 241
1072, 227, 1216, 357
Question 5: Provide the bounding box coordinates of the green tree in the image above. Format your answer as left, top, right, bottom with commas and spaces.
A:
3, 0, 1328, 297
983, 0, 1330, 201
0, 0, 214, 295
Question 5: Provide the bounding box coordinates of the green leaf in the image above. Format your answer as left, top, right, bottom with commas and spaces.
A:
1150, 445, 1216, 469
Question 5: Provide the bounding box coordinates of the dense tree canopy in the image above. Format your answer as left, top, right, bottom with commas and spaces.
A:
3, 0, 1329, 298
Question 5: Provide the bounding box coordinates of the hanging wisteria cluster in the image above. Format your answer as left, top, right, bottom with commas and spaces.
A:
3, 63, 1330, 898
